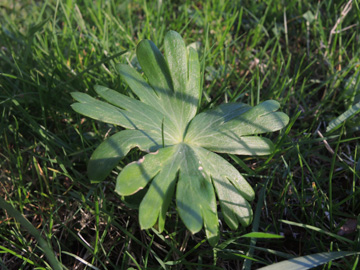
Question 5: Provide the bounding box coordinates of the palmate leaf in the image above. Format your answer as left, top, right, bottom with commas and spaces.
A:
71, 30, 289, 246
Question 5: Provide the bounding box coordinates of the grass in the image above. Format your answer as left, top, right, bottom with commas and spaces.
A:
0, 0, 359, 269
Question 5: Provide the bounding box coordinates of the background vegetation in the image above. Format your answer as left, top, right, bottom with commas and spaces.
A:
1, 0, 359, 269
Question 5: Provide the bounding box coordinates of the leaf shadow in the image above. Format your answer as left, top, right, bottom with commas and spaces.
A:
119, 68, 199, 109
212, 177, 252, 224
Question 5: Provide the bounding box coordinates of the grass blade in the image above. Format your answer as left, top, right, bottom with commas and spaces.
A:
0, 196, 63, 270
326, 101, 360, 132
258, 251, 360, 270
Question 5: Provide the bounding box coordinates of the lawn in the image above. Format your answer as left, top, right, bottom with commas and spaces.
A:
1, 0, 359, 269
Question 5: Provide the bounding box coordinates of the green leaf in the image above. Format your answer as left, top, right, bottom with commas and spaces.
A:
136, 39, 174, 96
194, 146, 255, 201
188, 100, 287, 139
220, 100, 289, 135
139, 145, 182, 231
187, 47, 201, 117
194, 146, 254, 229
164, 31, 200, 129
94, 84, 159, 114
258, 251, 360, 270
71, 92, 137, 129
94, 85, 178, 141
115, 146, 176, 196
136, 35, 201, 137
116, 63, 166, 113
136, 39, 181, 133
213, 177, 253, 229
193, 135, 274, 156
88, 130, 163, 183
176, 144, 219, 244
186, 101, 288, 155
185, 103, 251, 141
164, 30, 187, 94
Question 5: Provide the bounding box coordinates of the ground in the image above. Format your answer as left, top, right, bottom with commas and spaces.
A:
0, 0, 359, 269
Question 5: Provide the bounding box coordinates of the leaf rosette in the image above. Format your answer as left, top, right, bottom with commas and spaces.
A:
71, 30, 289, 245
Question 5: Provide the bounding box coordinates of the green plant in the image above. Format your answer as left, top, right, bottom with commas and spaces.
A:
71, 30, 289, 245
